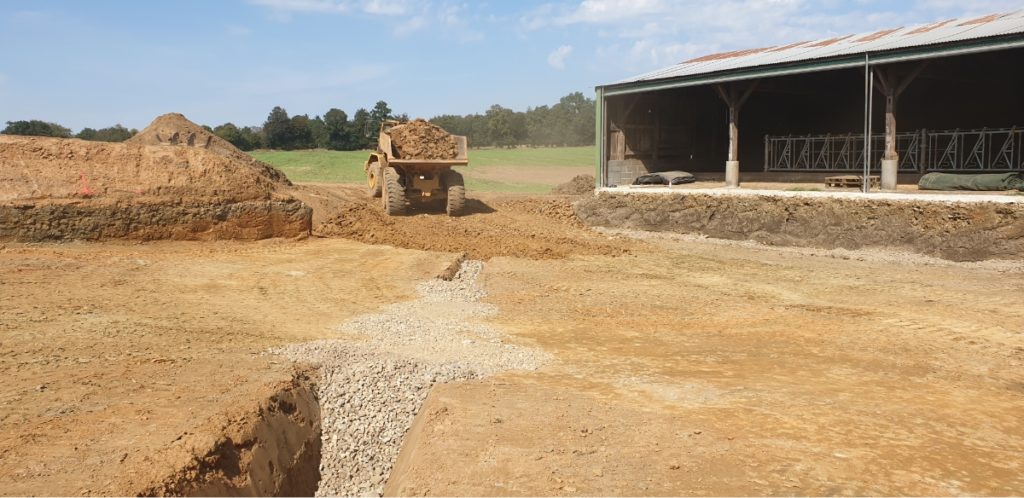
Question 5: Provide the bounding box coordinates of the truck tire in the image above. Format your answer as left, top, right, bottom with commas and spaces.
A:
367, 162, 382, 198
382, 166, 406, 216
443, 170, 465, 216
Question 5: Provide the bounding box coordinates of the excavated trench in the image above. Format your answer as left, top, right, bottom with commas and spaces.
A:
141, 370, 323, 497
147, 259, 544, 497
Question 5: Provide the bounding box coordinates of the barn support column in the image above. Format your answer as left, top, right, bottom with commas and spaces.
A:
716, 81, 758, 188
874, 62, 927, 191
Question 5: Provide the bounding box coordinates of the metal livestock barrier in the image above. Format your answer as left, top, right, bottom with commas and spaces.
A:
764, 127, 1023, 172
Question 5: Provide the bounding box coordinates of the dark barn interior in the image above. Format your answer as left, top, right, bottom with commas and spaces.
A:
602, 41, 1024, 187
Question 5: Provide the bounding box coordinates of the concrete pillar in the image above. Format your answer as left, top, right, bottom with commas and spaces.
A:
726, 161, 740, 188
881, 159, 898, 191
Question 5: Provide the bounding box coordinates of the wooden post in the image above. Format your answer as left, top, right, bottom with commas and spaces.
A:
728, 104, 738, 162
884, 93, 897, 161
716, 81, 757, 188
874, 62, 926, 190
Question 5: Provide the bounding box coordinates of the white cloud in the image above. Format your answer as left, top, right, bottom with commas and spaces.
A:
524, 0, 1023, 77
394, 15, 427, 35
547, 45, 574, 69
225, 24, 252, 36
248, 0, 351, 17
363, 0, 409, 15
247, 0, 484, 40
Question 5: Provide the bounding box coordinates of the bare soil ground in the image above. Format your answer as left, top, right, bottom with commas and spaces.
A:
289, 184, 634, 260
3, 176, 1023, 496
388, 231, 1024, 496
0, 239, 460, 495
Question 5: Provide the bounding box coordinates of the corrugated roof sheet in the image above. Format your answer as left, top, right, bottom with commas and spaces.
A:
611, 10, 1024, 87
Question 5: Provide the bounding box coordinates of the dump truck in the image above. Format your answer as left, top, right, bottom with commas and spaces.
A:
364, 120, 469, 216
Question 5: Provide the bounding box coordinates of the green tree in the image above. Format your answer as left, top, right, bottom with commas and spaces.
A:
263, 106, 294, 149
2, 120, 72, 138
486, 105, 527, 148
348, 108, 372, 150
289, 114, 316, 150
76, 127, 98, 141
88, 124, 135, 142
322, 108, 351, 150
213, 122, 261, 151
368, 100, 393, 135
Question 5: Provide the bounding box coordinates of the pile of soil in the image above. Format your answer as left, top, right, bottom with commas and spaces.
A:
0, 113, 310, 241
388, 119, 458, 160
289, 184, 636, 260
127, 113, 290, 184
552, 174, 596, 195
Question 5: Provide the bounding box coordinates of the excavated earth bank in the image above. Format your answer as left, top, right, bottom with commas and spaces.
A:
575, 191, 1024, 261
0, 114, 310, 242
142, 369, 322, 497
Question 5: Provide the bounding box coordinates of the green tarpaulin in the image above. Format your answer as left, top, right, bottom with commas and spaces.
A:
918, 172, 1024, 191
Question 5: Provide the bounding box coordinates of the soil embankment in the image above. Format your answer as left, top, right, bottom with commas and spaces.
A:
0, 113, 310, 242
575, 191, 1024, 261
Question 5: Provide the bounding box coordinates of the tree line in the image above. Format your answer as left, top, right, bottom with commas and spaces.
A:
1, 120, 137, 142
1, 91, 596, 150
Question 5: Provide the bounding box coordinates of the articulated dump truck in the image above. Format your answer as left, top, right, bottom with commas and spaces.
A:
364, 120, 469, 216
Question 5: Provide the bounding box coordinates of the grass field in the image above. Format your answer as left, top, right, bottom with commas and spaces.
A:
249, 146, 595, 193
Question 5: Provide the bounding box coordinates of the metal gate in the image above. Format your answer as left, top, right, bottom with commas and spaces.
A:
765, 127, 1023, 172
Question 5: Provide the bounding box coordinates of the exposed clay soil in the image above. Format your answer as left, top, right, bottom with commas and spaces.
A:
289, 184, 636, 260
0, 114, 310, 242
552, 174, 596, 195
0, 239, 462, 496
576, 191, 1024, 261
388, 119, 458, 160
387, 233, 1024, 496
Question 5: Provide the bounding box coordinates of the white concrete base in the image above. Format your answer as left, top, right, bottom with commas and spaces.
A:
881, 159, 899, 192
725, 161, 740, 188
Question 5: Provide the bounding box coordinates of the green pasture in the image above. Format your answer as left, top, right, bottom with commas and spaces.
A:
249, 146, 595, 192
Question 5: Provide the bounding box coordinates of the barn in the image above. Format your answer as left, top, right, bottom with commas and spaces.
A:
594, 11, 1024, 192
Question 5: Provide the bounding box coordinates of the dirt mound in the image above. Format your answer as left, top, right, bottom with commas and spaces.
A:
0, 135, 281, 203
552, 174, 596, 195
290, 185, 636, 260
0, 123, 310, 241
388, 119, 458, 160
127, 113, 290, 184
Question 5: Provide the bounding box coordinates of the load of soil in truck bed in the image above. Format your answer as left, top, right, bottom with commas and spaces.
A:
388, 119, 458, 160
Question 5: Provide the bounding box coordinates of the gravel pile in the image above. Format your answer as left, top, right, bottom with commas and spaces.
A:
272, 260, 547, 496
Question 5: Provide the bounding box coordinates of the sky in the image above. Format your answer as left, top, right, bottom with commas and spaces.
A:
0, 0, 1019, 131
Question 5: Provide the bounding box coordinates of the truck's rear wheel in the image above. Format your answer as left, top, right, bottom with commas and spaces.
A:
367, 162, 382, 198
443, 170, 465, 216
382, 166, 406, 216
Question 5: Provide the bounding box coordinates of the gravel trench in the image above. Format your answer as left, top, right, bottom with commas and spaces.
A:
272, 260, 547, 496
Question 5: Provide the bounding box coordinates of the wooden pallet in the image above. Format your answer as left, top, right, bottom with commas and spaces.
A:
825, 175, 880, 188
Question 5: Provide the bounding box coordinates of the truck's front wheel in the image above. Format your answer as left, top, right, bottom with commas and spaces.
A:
382, 166, 407, 216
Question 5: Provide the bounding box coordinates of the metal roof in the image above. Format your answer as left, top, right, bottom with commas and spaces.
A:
602, 10, 1024, 94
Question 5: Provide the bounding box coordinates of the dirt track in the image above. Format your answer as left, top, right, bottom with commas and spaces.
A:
3, 189, 1024, 495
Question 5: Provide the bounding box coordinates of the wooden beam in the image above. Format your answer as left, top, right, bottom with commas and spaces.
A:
715, 84, 730, 104
895, 60, 928, 97
736, 80, 759, 109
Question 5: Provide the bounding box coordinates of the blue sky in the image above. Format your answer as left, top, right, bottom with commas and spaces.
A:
0, 0, 1018, 131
